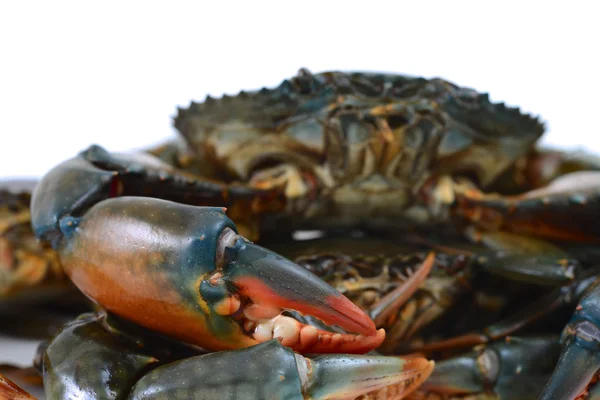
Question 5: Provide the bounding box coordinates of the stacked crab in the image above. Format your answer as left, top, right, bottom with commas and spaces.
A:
2, 69, 600, 399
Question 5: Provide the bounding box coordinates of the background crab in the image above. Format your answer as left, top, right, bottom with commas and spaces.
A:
3, 69, 600, 399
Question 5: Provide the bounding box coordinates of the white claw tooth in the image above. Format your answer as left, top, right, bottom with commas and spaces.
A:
253, 318, 276, 342
273, 316, 300, 347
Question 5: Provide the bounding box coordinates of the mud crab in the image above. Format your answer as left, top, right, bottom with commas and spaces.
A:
3, 69, 600, 399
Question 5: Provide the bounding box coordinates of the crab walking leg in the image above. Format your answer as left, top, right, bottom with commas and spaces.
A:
410, 290, 570, 353
30, 144, 281, 244
415, 336, 561, 400
451, 171, 600, 243
41, 312, 432, 400
539, 279, 600, 400
408, 274, 591, 354
128, 340, 433, 400
501, 146, 600, 192
42, 313, 158, 400
376, 252, 583, 354
292, 247, 580, 355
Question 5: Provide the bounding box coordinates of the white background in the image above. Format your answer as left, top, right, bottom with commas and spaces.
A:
1, 1, 600, 180
1, 0, 599, 369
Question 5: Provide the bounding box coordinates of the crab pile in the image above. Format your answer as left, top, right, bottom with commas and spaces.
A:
2, 69, 600, 399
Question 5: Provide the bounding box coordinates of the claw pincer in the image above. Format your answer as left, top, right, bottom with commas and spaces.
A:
30, 148, 384, 353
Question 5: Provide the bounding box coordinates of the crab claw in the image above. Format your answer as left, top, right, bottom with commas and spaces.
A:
36, 193, 382, 353
129, 339, 433, 400
218, 229, 383, 353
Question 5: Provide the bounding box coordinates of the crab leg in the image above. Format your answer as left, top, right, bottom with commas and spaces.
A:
42, 313, 159, 400
451, 171, 600, 243
30, 144, 282, 243
293, 246, 580, 354
500, 147, 600, 194
370, 250, 581, 354
539, 279, 600, 400
415, 336, 561, 399
410, 288, 573, 354
30, 154, 385, 353
129, 339, 433, 400
42, 312, 432, 400
408, 269, 595, 354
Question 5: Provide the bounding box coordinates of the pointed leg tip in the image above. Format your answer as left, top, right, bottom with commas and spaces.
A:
304, 354, 434, 400
361, 357, 435, 400
403, 358, 435, 386
396, 359, 435, 400
402, 357, 435, 373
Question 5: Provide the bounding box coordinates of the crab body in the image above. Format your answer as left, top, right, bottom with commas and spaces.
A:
174, 70, 544, 236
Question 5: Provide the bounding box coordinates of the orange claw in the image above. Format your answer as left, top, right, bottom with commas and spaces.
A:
48, 196, 383, 354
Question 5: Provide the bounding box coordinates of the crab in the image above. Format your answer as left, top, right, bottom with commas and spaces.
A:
3, 68, 600, 399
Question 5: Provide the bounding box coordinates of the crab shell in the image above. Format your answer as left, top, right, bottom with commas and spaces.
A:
174, 69, 543, 232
